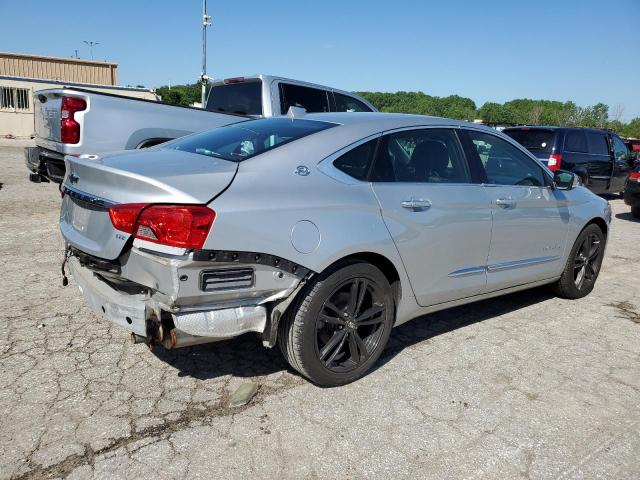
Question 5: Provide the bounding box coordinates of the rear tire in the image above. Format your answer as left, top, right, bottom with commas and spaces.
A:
552, 224, 605, 299
279, 261, 394, 387
632, 207, 640, 219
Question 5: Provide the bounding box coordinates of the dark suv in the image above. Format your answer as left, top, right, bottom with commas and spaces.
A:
503, 126, 634, 195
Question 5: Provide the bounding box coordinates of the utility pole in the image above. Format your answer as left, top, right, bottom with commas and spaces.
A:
200, 0, 212, 107
83, 40, 99, 60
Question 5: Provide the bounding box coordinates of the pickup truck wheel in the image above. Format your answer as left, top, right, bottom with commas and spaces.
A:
279, 261, 394, 387
552, 224, 605, 299
632, 207, 640, 219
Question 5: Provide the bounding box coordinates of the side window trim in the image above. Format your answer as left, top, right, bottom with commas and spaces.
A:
460, 127, 553, 187
370, 126, 474, 185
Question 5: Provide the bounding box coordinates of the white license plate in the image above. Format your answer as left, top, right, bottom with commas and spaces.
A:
71, 203, 90, 232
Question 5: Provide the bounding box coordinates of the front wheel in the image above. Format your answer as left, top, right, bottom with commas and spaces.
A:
279, 261, 394, 387
552, 224, 605, 299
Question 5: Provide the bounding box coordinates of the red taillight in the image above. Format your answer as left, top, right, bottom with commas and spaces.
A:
223, 77, 245, 84
108, 203, 149, 233
108, 204, 215, 249
547, 153, 563, 172
629, 171, 640, 183
60, 96, 87, 144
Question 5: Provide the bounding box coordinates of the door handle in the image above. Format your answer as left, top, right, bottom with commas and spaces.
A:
401, 198, 431, 211
495, 197, 516, 208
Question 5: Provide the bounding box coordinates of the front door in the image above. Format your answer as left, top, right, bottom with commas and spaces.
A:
370, 128, 492, 307
461, 129, 570, 292
610, 135, 633, 193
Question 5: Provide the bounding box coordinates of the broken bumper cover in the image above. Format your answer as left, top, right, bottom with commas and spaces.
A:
69, 257, 268, 342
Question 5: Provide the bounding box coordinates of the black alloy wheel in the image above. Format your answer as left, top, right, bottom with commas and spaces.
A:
573, 232, 601, 290
316, 278, 387, 373
279, 261, 394, 387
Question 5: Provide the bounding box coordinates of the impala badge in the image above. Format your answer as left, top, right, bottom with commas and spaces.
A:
295, 165, 310, 176
68, 173, 79, 184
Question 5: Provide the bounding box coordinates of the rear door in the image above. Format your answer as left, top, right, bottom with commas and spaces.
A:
370, 127, 492, 307
610, 135, 632, 193
564, 130, 609, 193
460, 129, 569, 291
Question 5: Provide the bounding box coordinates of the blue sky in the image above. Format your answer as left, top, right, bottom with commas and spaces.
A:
3, 0, 640, 120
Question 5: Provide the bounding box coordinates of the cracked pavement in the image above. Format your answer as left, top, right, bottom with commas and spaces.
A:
1, 142, 639, 479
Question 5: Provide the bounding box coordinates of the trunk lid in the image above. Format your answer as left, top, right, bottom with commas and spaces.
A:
60, 149, 237, 260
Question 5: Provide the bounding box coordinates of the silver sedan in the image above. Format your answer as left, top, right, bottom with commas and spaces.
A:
59, 113, 611, 386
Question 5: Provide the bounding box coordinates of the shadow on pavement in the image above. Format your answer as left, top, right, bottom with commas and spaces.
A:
615, 212, 639, 223
153, 286, 554, 382
376, 286, 554, 370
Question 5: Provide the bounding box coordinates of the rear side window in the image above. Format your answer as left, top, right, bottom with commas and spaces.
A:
206, 81, 263, 115
166, 118, 336, 162
503, 129, 555, 154
333, 139, 378, 180
564, 130, 588, 153
333, 93, 373, 112
279, 83, 330, 114
463, 130, 546, 187
371, 129, 470, 183
585, 132, 609, 155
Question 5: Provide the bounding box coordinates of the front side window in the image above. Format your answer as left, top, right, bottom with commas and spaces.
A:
166, 118, 336, 162
612, 136, 629, 162
371, 129, 471, 183
586, 131, 609, 155
333, 93, 372, 112
279, 83, 330, 114
564, 130, 588, 153
464, 130, 546, 187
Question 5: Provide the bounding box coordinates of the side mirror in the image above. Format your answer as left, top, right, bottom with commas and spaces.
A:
554, 170, 580, 190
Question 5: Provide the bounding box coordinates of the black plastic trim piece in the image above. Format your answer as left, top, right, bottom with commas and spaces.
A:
193, 249, 311, 277
70, 246, 121, 274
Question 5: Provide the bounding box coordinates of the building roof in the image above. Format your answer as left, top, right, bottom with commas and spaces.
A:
0, 51, 117, 67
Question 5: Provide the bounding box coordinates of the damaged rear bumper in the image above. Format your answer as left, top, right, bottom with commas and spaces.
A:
67, 245, 310, 348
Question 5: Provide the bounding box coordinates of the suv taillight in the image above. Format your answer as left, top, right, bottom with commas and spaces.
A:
108, 204, 216, 249
60, 96, 87, 144
547, 153, 563, 172
629, 171, 640, 183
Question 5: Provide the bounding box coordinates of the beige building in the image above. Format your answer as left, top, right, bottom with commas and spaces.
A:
0, 52, 157, 138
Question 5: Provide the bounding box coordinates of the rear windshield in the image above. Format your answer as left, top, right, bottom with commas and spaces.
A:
206, 81, 263, 116
504, 129, 556, 154
165, 118, 336, 162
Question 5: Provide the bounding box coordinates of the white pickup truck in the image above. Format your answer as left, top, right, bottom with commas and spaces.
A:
25, 74, 376, 183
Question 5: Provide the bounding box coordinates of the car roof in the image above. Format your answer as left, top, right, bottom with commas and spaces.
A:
303, 111, 493, 131
503, 125, 612, 134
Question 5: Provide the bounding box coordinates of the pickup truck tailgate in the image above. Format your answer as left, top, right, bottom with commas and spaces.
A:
34, 91, 65, 143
